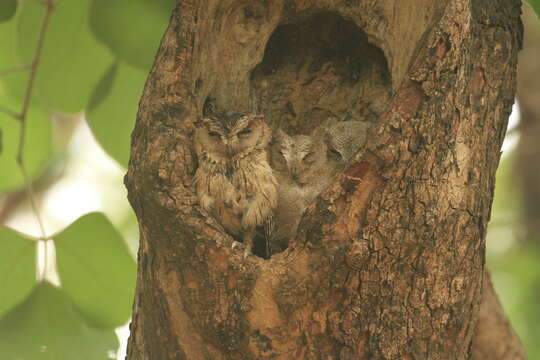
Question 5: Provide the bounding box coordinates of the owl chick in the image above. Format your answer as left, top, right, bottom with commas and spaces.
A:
268, 121, 369, 253
194, 113, 278, 257
268, 129, 333, 252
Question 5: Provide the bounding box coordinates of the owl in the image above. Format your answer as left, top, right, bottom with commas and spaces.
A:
268, 121, 369, 253
267, 129, 333, 252
193, 112, 278, 257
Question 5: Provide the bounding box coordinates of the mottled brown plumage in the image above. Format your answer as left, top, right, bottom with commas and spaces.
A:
194, 113, 278, 257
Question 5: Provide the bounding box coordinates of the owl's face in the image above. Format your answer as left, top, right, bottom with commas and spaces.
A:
195, 113, 271, 162
270, 130, 329, 186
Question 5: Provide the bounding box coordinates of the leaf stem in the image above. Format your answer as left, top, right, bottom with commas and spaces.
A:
0, 105, 21, 119
14, 0, 56, 280
0, 64, 31, 77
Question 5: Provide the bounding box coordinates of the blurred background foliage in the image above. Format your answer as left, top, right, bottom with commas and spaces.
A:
0, 0, 538, 359
487, 4, 540, 359
0, 0, 175, 358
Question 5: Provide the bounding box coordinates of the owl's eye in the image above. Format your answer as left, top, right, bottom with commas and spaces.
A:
208, 131, 220, 137
238, 129, 252, 136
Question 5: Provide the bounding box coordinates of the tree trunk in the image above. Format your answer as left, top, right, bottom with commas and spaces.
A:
124, 0, 523, 359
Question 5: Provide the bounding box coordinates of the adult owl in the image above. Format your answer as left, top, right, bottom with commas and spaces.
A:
193, 112, 278, 257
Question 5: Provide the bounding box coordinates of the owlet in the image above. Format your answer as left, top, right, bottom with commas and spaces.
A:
268, 120, 369, 253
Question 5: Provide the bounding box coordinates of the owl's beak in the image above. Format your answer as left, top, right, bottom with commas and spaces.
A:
226, 139, 240, 156
289, 164, 299, 181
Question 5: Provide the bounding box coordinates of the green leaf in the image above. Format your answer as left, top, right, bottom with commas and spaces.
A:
87, 61, 146, 167
0, 227, 36, 319
526, 0, 540, 17
0, 16, 28, 102
90, 0, 175, 70
16, 0, 114, 112
87, 61, 118, 112
0, 92, 53, 191
0, 282, 119, 360
0, 0, 17, 23
54, 213, 136, 329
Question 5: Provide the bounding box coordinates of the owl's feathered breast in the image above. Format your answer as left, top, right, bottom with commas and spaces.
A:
195, 149, 275, 203
193, 113, 277, 239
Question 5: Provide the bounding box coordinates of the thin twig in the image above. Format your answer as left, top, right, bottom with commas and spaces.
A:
15, 0, 56, 280
0, 105, 21, 119
0, 64, 31, 77
17, 1, 55, 154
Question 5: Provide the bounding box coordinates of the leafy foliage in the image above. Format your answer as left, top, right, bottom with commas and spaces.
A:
16, 0, 114, 113
86, 0, 176, 165
0, 227, 36, 319
87, 61, 147, 167
54, 213, 136, 329
0, 0, 171, 355
0, 0, 175, 177
0, 15, 28, 102
0, 0, 17, 23
0, 92, 52, 191
526, 0, 540, 18
487, 152, 540, 359
90, 0, 176, 70
0, 282, 118, 360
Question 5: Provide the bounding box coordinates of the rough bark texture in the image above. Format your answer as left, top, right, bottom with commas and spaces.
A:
125, 0, 523, 359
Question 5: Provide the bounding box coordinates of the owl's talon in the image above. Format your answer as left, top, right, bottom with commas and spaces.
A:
243, 247, 251, 259
231, 241, 241, 250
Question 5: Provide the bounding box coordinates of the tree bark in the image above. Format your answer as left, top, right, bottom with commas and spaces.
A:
125, 0, 523, 359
